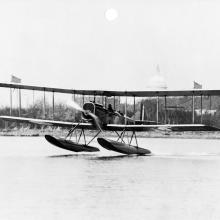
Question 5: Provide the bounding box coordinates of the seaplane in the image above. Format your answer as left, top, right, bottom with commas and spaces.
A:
0, 83, 220, 155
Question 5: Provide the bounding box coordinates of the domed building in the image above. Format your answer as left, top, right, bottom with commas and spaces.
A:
147, 74, 167, 90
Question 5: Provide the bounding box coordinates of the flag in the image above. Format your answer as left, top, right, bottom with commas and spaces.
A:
11, 75, 21, 83
193, 81, 202, 89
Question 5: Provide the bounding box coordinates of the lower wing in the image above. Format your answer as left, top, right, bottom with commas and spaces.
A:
105, 124, 220, 132
0, 116, 93, 129
0, 115, 219, 132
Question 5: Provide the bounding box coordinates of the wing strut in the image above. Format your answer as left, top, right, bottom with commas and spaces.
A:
114, 129, 139, 148
64, 121, 101, 146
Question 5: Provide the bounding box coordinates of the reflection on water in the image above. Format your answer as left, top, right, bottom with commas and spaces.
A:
48, 154, 97, 158
92, 155, 140, 160
0, 137, 220, 219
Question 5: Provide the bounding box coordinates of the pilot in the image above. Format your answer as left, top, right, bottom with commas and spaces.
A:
107, 104, 114, 123
108, 104, 114, 112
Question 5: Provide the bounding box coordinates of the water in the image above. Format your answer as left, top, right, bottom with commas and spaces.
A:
0, 136, 220, 220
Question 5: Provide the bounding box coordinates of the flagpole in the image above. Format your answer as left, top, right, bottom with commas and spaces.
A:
200, 95, 203, 123
133, 96, 135, 124
43, 89, 46, 119
192, 94, 195, 124
156, 96, 159, 124
10, 88, 12, 116
164, 96, 167, 124
10, 74, 22, 116
52, 91, 55, 120
125, 96, 127, 125
33, 90, 35, 106
19, 88, 21, 117
142, 104, 145, 121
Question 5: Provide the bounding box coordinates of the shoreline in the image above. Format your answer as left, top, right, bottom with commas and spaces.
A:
1, 128, 220, 139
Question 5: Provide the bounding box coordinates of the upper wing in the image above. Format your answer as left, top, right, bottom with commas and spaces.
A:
105, 124, 220, 132
1, 82, 220, 97
0, 116, 93, 129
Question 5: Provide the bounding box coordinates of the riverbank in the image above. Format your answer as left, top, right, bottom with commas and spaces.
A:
1, 128, 220, 139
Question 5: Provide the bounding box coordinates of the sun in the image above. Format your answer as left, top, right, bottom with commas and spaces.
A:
105, 8, 118, 21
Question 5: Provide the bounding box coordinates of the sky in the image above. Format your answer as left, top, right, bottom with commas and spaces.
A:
0, 0, 220, 91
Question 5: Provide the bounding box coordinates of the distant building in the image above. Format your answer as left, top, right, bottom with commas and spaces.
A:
195, 109, 216, 116
147, 74, 167, 90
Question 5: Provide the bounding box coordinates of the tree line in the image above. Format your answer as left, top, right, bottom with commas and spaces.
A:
1, 95, 220, 128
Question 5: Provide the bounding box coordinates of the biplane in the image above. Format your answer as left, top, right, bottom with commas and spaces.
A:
0, 83, 220, 155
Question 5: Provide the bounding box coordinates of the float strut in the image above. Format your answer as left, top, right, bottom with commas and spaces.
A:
115, 129, 126, 143
87, 130, 101, 145
65, 122, 81, 139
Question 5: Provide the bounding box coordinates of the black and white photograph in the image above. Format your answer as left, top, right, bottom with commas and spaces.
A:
0, 0, 220, 219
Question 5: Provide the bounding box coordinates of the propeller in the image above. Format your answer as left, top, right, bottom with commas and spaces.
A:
67, 100, 84, 112
67, 100, 102, 131
124, 114, 135, 122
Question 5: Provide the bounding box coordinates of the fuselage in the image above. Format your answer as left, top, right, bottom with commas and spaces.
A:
82, 101, 157, 126
82, 102, 122, 125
